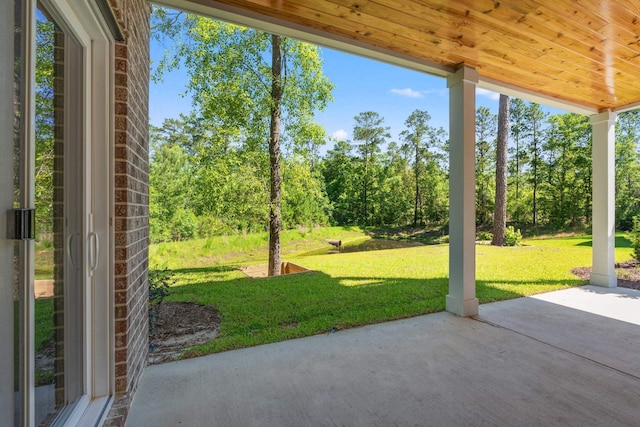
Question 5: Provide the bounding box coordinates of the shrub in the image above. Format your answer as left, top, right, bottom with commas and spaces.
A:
477, 231, 493, 241
629, 216, 640, 262
171, 209, 199, 241
437, 235, 449, 244
149, 264, 175, 336
504, 226, 522, 247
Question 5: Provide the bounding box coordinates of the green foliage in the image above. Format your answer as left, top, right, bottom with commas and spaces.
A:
149, 265, 175, 305
35, 370, 55, 387
149, 7, 640, 236
504, 226, 522, 246
615, 111, 640, 230
543, 113, 591, 227
477, 231, 493, 241
35, 16, 56, 238
400, 109, 447, 226
35, 299, 54, 352
149, 264, 175, 336
151, 8, 334, 244
282, 157, 331, 228
475, 106, 497, 225
351, 111, 391, 225
628, 216, 640, 262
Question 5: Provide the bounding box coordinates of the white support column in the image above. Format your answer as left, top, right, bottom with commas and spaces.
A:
446, 66, 479, 316
590, 111, 617, 288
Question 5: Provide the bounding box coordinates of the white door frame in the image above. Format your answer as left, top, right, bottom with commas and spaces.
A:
44, 0, 115, 424
1, 0, 115, 425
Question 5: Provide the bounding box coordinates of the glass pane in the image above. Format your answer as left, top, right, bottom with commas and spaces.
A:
34, 7, 61, 426
13, 3, 85, 424
34, 6, 82, 425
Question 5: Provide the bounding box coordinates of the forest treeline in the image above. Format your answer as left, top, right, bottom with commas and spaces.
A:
149, 103, 640, 243
32, 10, 640, 244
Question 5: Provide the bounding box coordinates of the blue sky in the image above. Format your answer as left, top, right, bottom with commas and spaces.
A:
149, 38, 560, 150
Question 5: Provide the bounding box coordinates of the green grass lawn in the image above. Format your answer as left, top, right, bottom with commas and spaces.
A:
152, 229, 636, 359
149, 226, 366, 269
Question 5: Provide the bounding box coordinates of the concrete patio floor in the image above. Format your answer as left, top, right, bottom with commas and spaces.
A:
126, 286, 640, 426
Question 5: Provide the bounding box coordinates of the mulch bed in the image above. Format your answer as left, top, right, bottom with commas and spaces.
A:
149, 302, 221, 364
571, 259, 640, 290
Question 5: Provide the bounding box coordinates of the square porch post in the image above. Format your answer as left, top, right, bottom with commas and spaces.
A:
590, 110, 617, 287
446, 66, 479, 316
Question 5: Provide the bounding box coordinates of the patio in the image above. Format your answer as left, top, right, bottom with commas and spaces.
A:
127, 285, 640, 426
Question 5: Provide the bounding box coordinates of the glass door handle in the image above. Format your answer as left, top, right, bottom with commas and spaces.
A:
67, 232, 80, 270
89, 231, 99, 276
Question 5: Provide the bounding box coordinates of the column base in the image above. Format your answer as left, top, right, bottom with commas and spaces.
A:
589, 272, 617, 288
446, 295, 479, 317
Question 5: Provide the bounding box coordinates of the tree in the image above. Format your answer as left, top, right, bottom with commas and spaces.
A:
321, 139, 358, 225
268, 34, 284, 275
524, 103, 547, 226
352, 111, 390, 225
492, 95, 509, 245
149, 136, 196, 242
35, 17, 56, 238
508, 98, 529, 223
153, 9, 333, 275
475, 106, 497, 225
544, 113, 591, 227
375, 142, 413, 225
616, 110, 640, 229
400, 109, 446, 226
281, 156, 331, 228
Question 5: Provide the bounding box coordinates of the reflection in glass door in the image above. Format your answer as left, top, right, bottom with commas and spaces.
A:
35, 5, 85, 425
13, 3, 85, 425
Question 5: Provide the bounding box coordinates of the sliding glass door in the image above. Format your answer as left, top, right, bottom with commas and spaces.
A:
5, 1, 114, 425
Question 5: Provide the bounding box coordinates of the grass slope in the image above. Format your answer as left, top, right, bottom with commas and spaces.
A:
152, 230, 635, 359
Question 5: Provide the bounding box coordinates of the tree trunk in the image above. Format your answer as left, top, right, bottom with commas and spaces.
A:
515, 136, 520, 222
492, 95, 509, 246
414, 146, 420, 226
531, 118, 538, 227
268, 34, 283, 276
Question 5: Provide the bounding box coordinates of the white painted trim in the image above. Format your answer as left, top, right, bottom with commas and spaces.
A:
478, 77, 598, 116
613, 101, 640, 114
0, 0, 17, 422
154, 0, 453, 77
25, 0, 114, 424
21, 1, 38, 424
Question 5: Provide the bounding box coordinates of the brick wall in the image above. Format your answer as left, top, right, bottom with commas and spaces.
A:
104, 1, 151, 425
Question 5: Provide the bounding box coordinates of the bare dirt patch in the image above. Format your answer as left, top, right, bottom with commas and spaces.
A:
149, 302, 221, 364
240, 261, 311, 278
571, 259, 640, 290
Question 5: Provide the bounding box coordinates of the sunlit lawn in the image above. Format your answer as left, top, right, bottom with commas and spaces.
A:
149, 226, 367, 269
154, 231, 636, 359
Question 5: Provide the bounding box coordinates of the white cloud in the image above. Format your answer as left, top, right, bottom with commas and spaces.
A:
476, 88, 500, 101
422, 88, 448, 97
332, 129, 349, 140
390, 88, 424, 98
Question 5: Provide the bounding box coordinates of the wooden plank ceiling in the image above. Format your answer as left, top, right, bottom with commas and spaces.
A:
186, 0, 640, 112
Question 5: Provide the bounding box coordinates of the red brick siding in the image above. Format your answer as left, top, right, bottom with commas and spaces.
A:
104, 0, 150, 425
